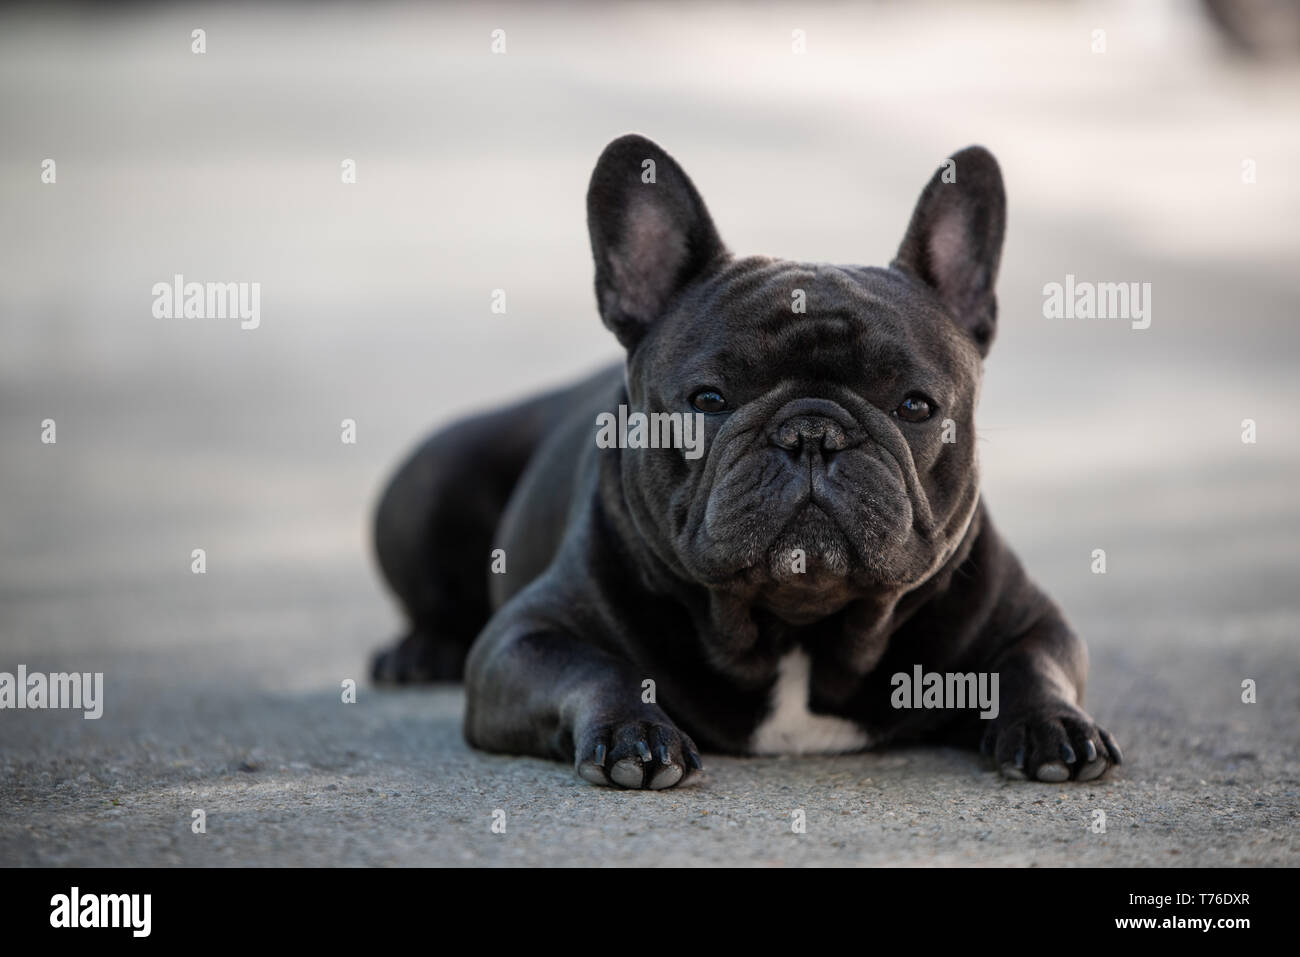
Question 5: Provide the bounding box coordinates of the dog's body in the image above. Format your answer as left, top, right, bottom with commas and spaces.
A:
372, 136, 1121, 788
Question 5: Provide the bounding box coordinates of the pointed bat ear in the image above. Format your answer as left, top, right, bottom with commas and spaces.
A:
587, 134, 727, 351
893, 146, 1006, 356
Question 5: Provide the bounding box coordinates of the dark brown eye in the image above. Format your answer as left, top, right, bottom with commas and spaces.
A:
894, 393, 935, 423
691, 389, 728, 414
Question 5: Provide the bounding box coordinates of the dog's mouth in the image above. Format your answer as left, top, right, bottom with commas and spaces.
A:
765, 502, 852, 579
746, 503, 870, 621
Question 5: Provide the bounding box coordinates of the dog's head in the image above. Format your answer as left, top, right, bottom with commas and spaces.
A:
588, 135, 1005, 620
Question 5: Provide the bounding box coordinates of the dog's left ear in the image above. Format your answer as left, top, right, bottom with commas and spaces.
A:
587, 134, 727, 350
892, 146, 1006, 356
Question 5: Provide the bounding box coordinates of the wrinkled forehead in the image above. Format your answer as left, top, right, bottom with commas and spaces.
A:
651, 258, 975, 385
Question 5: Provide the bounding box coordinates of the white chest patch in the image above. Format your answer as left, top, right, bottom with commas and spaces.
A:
748, 650, 873, 755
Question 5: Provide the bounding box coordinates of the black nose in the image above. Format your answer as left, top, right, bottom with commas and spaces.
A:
770, 415, 848, 454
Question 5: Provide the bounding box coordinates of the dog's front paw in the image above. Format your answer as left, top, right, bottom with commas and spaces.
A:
982, 704, 1122, 783
574, 714, 703, 790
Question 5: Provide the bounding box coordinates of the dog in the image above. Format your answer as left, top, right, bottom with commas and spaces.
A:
371, 134, 1122, 789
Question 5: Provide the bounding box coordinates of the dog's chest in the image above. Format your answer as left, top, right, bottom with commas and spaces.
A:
747, 650, 873, 755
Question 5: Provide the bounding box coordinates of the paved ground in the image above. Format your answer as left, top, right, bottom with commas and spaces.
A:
1, 1, 1298, 866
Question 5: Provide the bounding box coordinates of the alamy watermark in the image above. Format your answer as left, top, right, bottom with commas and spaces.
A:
50, 887, 150, 937
1042, 274, 1151, 330
0, 665, 103, 719
891, 665, 999, 719
152, 274, 260, 330
595, 405, 706, 460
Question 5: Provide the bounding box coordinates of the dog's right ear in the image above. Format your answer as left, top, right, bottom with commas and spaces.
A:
587, 135, 726, 350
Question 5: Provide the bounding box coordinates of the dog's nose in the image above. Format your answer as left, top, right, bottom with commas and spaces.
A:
771, 415, 848, 454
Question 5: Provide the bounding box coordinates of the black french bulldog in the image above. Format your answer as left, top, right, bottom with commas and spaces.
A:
371, 134, 1121, 789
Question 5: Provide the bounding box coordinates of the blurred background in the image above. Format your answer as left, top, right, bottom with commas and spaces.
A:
1, 1, 1297, 865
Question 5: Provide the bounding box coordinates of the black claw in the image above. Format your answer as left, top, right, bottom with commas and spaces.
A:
636, 740, 652, 763
1082, 739, 1097, 763
1014, 746, 1025, 769
1099, 729, 1123, 765
657, 745, 670, 765
685, 750, 703, 770
1060, 743, 1076, 765
593, 743, 606, 767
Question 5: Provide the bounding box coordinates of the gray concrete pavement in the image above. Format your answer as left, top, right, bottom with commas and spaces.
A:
1, 638, 1297, 867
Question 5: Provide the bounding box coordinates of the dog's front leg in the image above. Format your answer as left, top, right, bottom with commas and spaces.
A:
464, 626, 703, 790
976, 614, 1123, 783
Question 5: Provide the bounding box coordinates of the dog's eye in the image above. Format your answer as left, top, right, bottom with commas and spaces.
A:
691, 389, 728, 414
894, 393, 935, 423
